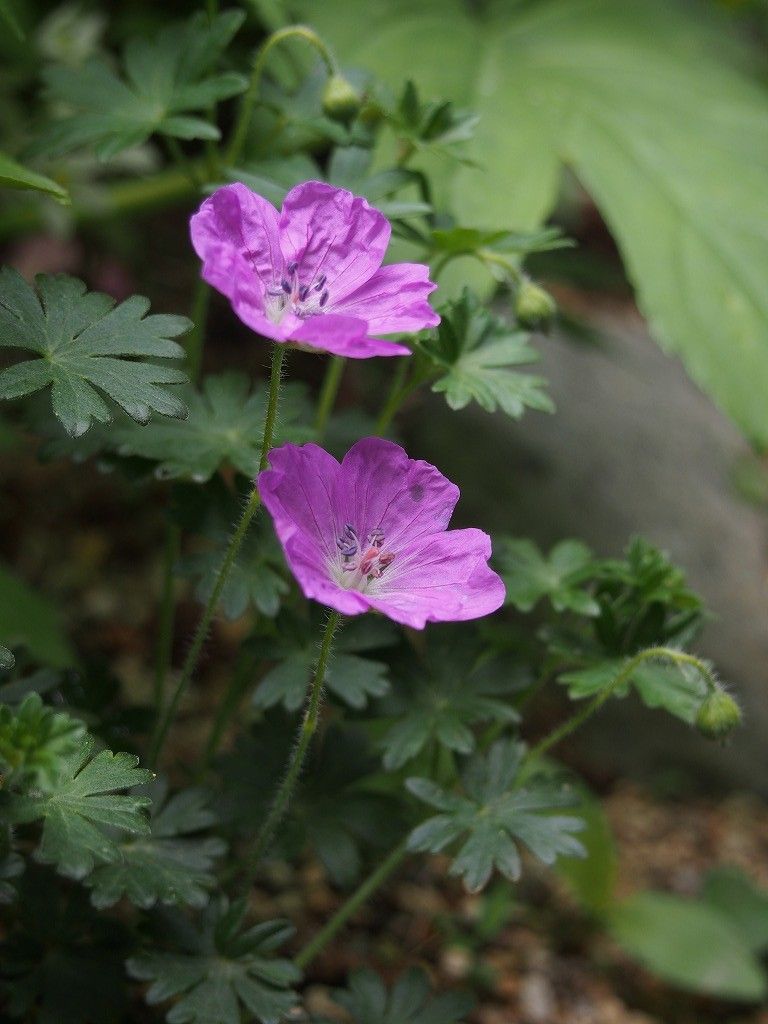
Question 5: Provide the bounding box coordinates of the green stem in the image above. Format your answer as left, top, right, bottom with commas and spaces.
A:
294, 840, 408, 971
185, 277, 211, 381
147, 345, 286, 768
374, 360, 410, 435
314, 356, 345, 439
518, 646, 718, 784
227, 25, 337, 167
243, 610, 342, 874
153, 523, 181, 715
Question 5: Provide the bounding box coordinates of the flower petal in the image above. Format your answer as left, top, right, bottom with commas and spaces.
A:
334, 263, 440, 335
366, 528, 506, 629
290, 314, 410, 358
190, 183, 283, 300
335, 438, 460, 548
279, 181, 390, 304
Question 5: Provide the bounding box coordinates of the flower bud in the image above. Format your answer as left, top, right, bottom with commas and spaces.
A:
322, 73, 361, 122
696, 690, 742, 740
515, 278, 557, 329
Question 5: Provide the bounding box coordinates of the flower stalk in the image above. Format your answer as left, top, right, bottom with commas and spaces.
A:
243, 610, 342, 875
147, 343, 286, 768
314, 355, 346, 439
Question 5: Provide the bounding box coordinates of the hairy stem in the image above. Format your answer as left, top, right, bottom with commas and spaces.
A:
519, 646, 718, 783
242, 610, 342, 875
374, 360, 411, 435
227, 25, 337, 166
148, 344, 286, 768
314, 355, 346, 440
295, 840, 408, 971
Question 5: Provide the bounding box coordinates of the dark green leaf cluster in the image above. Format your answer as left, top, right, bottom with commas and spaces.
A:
496, 537, 600, 616
33, 10, 247, 159
0, 692, 85, 785
127, 899, 299, 1024
377, 629, 525, 770
0, 268, 189, 436
378, 80, 479, 158
418, 289, 553, 418
407, 740, 585, 892
328, 967, 474, 1024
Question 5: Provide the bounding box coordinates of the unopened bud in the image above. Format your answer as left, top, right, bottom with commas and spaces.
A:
322, 73, 361, 122
515, 278, 556, 329
696, 690, 742, 740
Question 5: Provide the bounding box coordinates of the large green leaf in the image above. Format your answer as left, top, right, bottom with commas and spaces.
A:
609, 891, 768, 1002
298, 0, 768, 444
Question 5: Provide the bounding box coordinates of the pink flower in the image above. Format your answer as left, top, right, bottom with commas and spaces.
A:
190, 181, 439, 358
258, 438, 505, 629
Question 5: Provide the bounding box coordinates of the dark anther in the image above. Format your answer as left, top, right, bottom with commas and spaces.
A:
281, 279, 292, 294
299, 285, 310, 301
319, 289, 329, 307
314, 274, 327, 291
287, 261, 298, 275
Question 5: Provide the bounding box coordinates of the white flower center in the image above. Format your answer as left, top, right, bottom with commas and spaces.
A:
264, 261, 330, 324
331, 524, 395, 593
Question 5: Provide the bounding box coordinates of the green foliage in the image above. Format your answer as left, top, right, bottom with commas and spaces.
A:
0, 151, 69, 203
101, 372, 313, 481
0, 563, 76, 668
0, 644, 15, 670
407, 741, 585, 892
0, 269, 189, 436
553, 788, 617, 914
4, 736, 152, 879
701, 867, 768, 954
254, 614, 396, 711
327, 145, 431, 219
378, 630, 523, 770
302, 0, 768, 444
1, 871, 131, 1024
0, 693, 85, 785
330, 967, 474, 1024
34, 10, 246, 159
128, 900, 300, 1024
86, 779, 226, 909
609, 891, 768, 1002
496, 538, 599, 615
377, 79, 479, 160
418, 290, 552, 418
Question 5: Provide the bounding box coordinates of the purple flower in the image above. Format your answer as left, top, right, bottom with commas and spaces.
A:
258, 437, 505, 629
190, 181, 440, 358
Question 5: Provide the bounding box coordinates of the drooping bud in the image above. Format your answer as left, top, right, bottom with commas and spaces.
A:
515, 278, 557, 329
322, 73, 362, 122
696, 690, 742, 740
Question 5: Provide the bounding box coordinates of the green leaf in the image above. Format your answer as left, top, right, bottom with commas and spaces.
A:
331, 968, 474, 1024
254, 614, 396, 712
418, 290, 552, 419
86, 779, 226, 909
0, 645, 14, 671
0, 693, 86, 785
0, 269, 189, 436
701, 867, 768, 955
553, 787, 617, 914
609, 891, 768, 1002
33, 10, 246, 159
407, 740, 585, 892
495, 537, 599, 615
127, 900, 300, 1024
379, 630, 523, 771
5, 736, 152, 879
327, 146, 432, 218
102, 372, 313, 481
0, 0, 23, 40
0, 562, 76, 668
0, 152, 69, 203
299, 0, 768, 444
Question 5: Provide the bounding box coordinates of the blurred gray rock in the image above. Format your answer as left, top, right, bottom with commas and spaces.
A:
407, 304, 768, 793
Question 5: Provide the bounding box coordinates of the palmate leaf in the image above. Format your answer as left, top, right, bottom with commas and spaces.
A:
254, 613, 396, 712
104, 372, 314, 481
128, 899, 300, 1024
418, 290, 552, 419
33, 10, 246, 160
495, 537, 600, 616
329, 968, 473, 1024
4, 736, 152, 879
0, 693, 86, 785
378, 629, 524, 771
300, 0, 768, 445
0, 268, 189, 436
407, 740, 585, 892
86, 779, 226, 909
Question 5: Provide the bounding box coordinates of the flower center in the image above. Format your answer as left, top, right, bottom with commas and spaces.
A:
264, 261, 330, 324
333, 524, 395, 591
